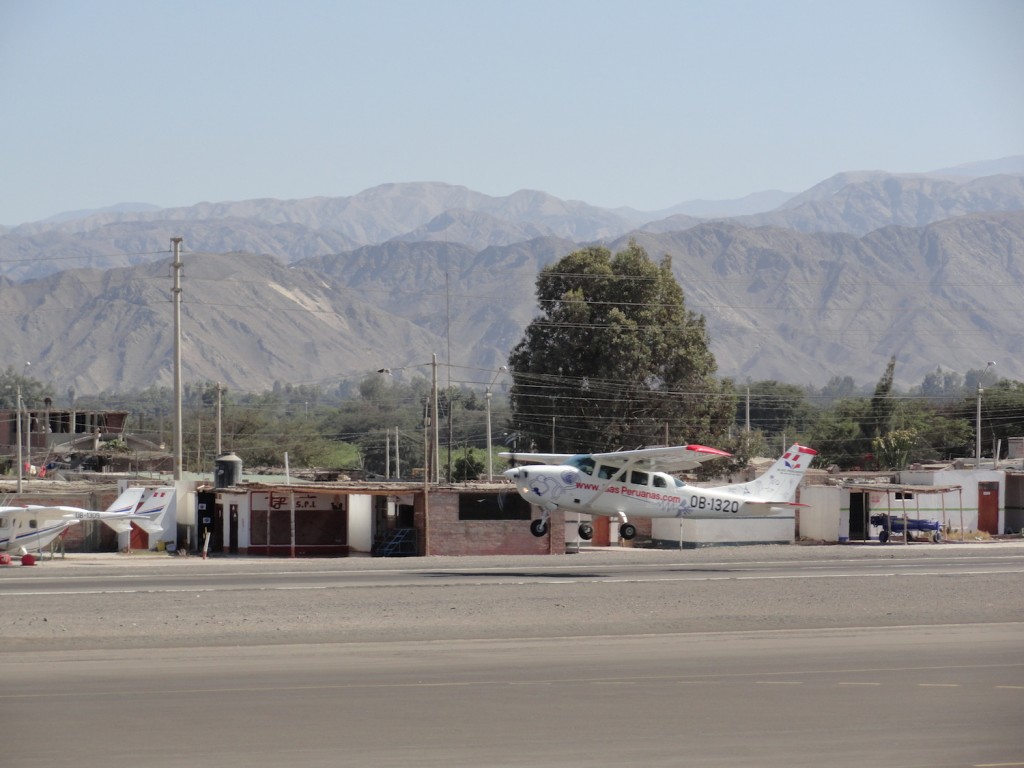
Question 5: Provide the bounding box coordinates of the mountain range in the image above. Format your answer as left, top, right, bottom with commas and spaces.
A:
1, 157, 1022, 395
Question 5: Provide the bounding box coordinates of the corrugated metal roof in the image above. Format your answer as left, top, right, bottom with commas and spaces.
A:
841, 482, 962, 494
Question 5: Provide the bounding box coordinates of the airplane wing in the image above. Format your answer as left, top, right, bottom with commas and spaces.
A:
499, 444, 730, 472
14, 505, 89, 524
588, 444, 731, 473
739, 500, 809, 512
497, 452, 577, 465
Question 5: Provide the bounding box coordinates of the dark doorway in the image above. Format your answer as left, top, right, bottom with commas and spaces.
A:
197, 491, 217, 554
228, 503, 239, 554
212, 502, 224, 552
849, 492, 869, 541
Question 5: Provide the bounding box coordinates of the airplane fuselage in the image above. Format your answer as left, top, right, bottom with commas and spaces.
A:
508, 464, 788, 520
0, 515, 74, 553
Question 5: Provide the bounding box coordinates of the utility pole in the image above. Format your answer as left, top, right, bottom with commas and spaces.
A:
445, 272, 452, 483
977, 362, 996, 467
171, 237, 183, 481
15, 382, 22, 494
16, 361, 30, 493
485, 366, 507, 481
432, 354, 439, 484
215, 381, 223, 456
976, 382, 983, 467
395, 426, 400, 479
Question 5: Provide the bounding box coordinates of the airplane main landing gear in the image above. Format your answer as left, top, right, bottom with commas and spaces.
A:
619, 522, 637, 540
577, 522, 593, 540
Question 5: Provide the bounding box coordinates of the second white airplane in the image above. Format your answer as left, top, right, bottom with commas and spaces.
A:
0, 486, 174, 556
501, 443, 817, 541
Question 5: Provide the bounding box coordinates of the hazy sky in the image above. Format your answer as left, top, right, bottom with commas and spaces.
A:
1, 0, 1021, 225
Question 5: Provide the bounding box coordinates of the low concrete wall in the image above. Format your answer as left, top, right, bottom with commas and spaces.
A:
650, 515, 795, 549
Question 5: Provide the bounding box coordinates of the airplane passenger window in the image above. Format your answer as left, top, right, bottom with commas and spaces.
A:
630, 470, 649, 486
598, 465, 618, 479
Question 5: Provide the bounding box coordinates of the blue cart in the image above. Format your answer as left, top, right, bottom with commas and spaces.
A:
870, 513, 943, 544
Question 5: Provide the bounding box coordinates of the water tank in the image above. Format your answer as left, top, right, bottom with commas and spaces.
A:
1008, 437, 1024, 459
214, 452, 243, 488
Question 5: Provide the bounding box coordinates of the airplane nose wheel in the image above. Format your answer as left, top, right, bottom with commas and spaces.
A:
577, 523, 593, 540
619, 523, 637, 540
529, 518, 549, 537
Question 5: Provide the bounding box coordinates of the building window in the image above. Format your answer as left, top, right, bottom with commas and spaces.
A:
459, 492, 533, 521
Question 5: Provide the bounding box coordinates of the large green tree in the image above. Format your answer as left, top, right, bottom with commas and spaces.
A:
507, 242, 733, 453
738, 380, 814, 439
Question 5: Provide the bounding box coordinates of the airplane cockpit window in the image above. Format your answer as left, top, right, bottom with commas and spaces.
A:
568, 456, 596, 475
630, 470, 649, 486
673, 477, 687, 489
653, 475, 669, 488
598, 465, 619, 480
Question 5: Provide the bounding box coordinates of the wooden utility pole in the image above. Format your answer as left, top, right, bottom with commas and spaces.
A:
215, 381, 223, 456
171, 237, 183, 481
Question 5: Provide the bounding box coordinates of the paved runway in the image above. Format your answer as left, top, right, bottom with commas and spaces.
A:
2, 545, 1023, 767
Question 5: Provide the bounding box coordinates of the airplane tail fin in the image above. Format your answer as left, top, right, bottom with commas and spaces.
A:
130, 487, 175, 535
97, 486, 174, 535
721, 444, 817, 504
104, 487, 146, 516
96, 487, 146, 533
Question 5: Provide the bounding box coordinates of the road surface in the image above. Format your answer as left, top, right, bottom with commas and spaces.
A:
2, 543, 1022, 767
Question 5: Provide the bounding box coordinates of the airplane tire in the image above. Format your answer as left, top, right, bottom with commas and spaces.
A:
530, 519, 549, 537
578, 523, 593, 541
620, 523, 637, 540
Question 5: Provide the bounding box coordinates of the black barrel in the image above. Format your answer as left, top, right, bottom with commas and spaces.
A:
214, 452, 243, 488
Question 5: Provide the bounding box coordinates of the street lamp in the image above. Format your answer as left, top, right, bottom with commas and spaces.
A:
976, 361, 996, 466
485, 366, 508, 481
377, 360, 438, 482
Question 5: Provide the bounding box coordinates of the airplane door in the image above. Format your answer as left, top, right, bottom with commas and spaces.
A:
978, 481, 1000, 534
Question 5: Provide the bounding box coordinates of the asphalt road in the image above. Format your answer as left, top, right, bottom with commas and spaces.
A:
2, 543, 1023, 767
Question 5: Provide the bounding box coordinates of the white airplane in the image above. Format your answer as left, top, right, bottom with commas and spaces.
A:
501, 443, 817, 541
0, 486, 173, 555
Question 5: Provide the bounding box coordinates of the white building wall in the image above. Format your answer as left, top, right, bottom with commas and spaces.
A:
898, 468, 1003, 533
348, 494, 373, 554
220, 492, 250, 551
799, 486, 844, 542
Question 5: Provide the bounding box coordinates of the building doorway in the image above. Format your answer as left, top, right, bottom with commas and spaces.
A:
849, 492, 869, 541
978, 481, 1000, 535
